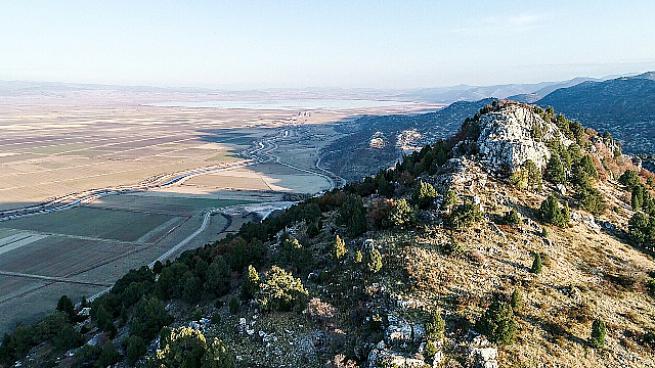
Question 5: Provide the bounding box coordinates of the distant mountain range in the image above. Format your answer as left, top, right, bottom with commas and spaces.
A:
536, 72, 655, 154
401, 77, 605, 104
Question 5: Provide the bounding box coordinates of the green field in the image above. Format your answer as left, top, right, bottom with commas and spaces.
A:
0, 207, 176, 242
0, 235, 135, 277
91, 193, 252, 216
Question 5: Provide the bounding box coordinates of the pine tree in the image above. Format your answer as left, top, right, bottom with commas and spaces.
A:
241, 265, 260, 300
539, 194, 569, 227
531, 253, 543, 274
590, 319, 606, 348
338, 194, 367, 236
367, 248, 382, 273
413, 181, 438, 209
510, 289, 523, 312
56, 295, 75, 320
545, 153, 566, 184
332, 235, 347, 261
354, 250, 364, 264
476, 300, 517, 346
389, 198, 414, 228
425, 310, 445, 341
441, 189, 458, 212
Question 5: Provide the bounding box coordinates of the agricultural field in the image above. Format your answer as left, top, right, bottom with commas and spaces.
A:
0, 88, 436, 334
0, 191, 252, 334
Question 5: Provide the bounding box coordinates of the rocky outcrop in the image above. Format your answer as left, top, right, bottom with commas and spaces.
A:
476, 103, 571, 174
465, 333, 499, 368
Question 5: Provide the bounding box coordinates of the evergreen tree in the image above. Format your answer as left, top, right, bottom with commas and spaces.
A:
590, 319, 606, 349
441, 189, 458, 211
531, 253, 543, 274
129, 297, 171, 340
503, 209, 522, 225
56, 295, 75, 321
354, 250, 364, 264
575, 180, 607, 215
94, 304, 114, 334
367, 248, 383, 273
388, 198, 414, 228
545, 153, 566, 184
510, 289, 523, 312
628, 211, 651, 246
241, 265, 260, 300
205, 257, 231, 297
332, 235, 347, 261
539, 194, 569, 227
425, 310, 445, 341
619, 170, 640, 189
375, 172, 394, 198
578, 155, 598, 179
338, 194, 367, 236
125, 335, 147, 365
413, 181, 438, 209
257, 266, 308, 312
632, 185, 645, 211
228, 297, 240, 314
476, 300, 517, 346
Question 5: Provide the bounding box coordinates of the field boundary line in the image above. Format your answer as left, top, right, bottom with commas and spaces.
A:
0, 271, 112, 287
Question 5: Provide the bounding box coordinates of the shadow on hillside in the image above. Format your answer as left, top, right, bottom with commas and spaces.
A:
524, 314, 588, 347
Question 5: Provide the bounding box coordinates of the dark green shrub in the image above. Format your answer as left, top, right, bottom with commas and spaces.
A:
229, 297, 240, 314
503, 209, 522, 225
338, 194, 367, 236
476, 300, 517, 346
205, 256, 231, 297
575, 180, 607, 215
619, 170, 640, 189
539, 195, 569, 227
447, 202, 483, 228
56, 295, 75, 321
413, 181, 438, 209
129, 297, 171, 340
545, 153, 566, 184
531, 253, 543, 274
95, 343, 120, 368
126, 335, 147, 365
590, 319, 606, 349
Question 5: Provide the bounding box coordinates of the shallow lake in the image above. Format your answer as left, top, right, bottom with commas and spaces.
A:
147, 98, 416, 110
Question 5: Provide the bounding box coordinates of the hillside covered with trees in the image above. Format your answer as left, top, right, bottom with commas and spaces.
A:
3, 101, 655, 368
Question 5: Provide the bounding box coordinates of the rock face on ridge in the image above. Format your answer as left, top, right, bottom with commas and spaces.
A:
476, 103, 571, 174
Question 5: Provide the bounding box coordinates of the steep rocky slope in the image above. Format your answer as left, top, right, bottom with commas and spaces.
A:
4, 101, 655, 368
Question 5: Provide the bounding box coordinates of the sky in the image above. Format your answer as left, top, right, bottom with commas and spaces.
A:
1, 0, 655, 89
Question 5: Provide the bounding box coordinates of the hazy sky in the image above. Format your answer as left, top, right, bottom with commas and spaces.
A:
2, 0, 655, 89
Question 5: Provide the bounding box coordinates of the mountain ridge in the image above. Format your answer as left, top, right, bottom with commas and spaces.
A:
3, 101, 655, 368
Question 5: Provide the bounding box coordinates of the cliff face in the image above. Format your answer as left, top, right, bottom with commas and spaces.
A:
476, 103, 571, 173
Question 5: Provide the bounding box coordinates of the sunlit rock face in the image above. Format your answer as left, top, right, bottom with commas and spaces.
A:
477, 103, 571, 174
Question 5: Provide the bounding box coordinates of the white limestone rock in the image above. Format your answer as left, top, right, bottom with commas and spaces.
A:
477, 103, 571, 174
